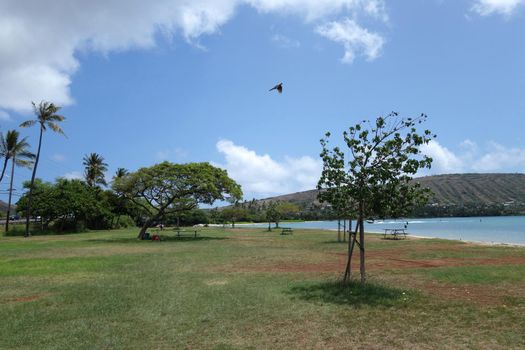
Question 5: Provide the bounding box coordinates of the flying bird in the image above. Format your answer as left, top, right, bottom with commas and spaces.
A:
269, 82, 283, 94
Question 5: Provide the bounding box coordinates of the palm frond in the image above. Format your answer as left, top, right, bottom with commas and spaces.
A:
14, 158, 34, 168
47, 122, 66, 136
18, 150, 36, 160
19, 120, 37, 128
47, 114, 66, 122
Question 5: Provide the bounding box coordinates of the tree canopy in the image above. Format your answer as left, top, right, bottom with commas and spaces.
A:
113, 161, 242, 238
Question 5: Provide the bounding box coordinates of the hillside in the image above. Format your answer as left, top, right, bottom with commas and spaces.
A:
0, 200, 13, 213
256, 173, 525, 209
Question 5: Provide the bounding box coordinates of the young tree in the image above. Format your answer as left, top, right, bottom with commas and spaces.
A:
113, 162, 242, 239
19, 101, 66, 236
2, 130, 35, 232
319, 112, 434, 284
83, 153, 108, 187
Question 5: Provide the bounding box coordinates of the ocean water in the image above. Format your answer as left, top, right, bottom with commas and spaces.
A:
241, 216, 525, 245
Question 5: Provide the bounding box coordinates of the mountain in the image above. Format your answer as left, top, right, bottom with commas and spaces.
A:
0, 199, 14, 213
253, 173, 525, 210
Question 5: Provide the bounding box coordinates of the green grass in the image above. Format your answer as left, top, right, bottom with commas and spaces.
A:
424, 265, 525, 284
1, 227, 525, 349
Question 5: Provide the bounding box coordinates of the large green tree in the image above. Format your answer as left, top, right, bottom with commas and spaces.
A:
2, 130, 35, 232
319, 112, 434, 284
17, 178, 114, 232
20, 101, 66, 236
83, 153, 108, 187
113, 162, 242, 239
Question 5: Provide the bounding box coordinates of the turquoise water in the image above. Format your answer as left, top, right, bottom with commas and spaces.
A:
242, 216, 525, 245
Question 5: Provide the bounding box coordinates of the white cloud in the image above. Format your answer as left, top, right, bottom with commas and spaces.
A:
421, 140, 525, 175
50, 153, 66, 163
471, 0, 525, 16
472, 141, 525, 171
420, 141, 465, 174
248, 0, 387, 22
215, 139, 322, 197
61, 171, 83, 180
0, 0, 386, 113
271, 34, 300, 48
0, 110, 11, 121
315, 18, 384, 63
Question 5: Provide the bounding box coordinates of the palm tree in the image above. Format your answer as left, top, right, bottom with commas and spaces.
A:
20, 101, 66, 237
0, 132, 13, 182
113, 168, 129, 180
2, 130, 35, 232
83, 153, 108, 187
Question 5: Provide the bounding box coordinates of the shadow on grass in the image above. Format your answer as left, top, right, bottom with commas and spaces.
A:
321, 240, 349, 244
288, 281, 409, 307
88, 236, 228, 244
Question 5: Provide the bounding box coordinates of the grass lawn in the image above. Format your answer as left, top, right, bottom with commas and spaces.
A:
1, 227, 525, 349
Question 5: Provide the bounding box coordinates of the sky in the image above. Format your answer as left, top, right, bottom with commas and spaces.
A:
0, 0, 525, 203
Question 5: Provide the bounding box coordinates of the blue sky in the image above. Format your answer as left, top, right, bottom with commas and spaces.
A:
1, 0, 525, 202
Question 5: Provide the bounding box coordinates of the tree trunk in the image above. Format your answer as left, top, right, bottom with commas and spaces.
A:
25, 126, 43, 237
138, 217, 155, 239
5, 157, 15, 233
343, 221, 360, 284
343, 219, 347, 242
268, 221, 271, 231
359, 202, 366, 284
337, 219, 341, 242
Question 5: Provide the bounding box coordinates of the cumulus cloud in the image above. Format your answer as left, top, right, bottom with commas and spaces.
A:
471, 0, 525, 16
421, 140, 525, 175
420, 141, 465, 174
0, 0, 386, 113
315, 18, 384, 63
61, 171, 83, 180
215, 139, 322, 197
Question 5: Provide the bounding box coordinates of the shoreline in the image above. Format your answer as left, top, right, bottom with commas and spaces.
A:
310, 227, 525, 248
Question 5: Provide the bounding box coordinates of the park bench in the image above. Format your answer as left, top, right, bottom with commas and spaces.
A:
281, 227, 293, 235
383, 228, 406, 240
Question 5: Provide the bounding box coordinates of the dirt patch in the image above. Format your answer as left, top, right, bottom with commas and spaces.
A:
4, 294, 47, 304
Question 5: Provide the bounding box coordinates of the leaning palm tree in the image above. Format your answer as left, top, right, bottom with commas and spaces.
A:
83, 153, 108, 187
2, 130, 35, 232
0, 132, 10, 183
20, 101, 66, 237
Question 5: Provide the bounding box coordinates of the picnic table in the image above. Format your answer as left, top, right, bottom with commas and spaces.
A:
281, 227, 293, 235
383, 228, 406, 240
173, 229, 199, 238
